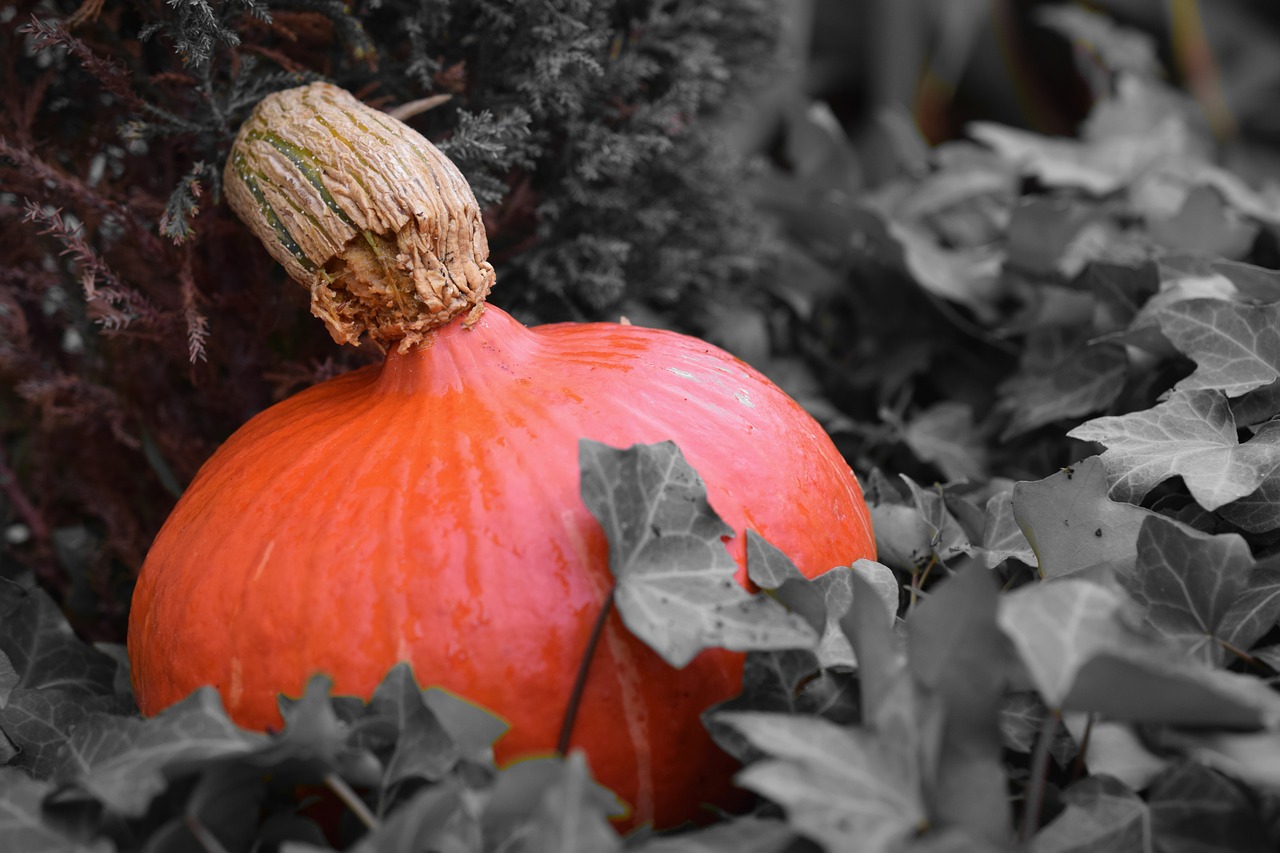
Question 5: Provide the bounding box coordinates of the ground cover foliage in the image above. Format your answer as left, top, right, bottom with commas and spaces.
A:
9, 3, 1280, 852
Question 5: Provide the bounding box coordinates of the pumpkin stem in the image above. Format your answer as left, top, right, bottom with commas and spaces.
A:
224, 82, 495, 352
557, 584, 617, 756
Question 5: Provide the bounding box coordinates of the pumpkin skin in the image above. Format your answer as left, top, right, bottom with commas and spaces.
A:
128, 305, 875, 827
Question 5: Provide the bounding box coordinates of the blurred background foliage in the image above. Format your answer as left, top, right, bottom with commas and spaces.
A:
5, 0, 1280, 640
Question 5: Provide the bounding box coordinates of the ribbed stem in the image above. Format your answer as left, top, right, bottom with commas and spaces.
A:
224, 83, 495, 350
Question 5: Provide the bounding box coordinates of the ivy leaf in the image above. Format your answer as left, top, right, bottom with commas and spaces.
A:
484, 753, 623, 852
1148, 186, 1259, 259
1038, 5, 1161, 72
979, 491, 1036, 569
901, 402, 989, 482
969, 112, 1187, 197
705, 648, 824, 763
1062, 715, 1167, 791
1229, 378, 1280, 427
350, 783, 463, 853
870, 502, 938, 573
0, 689, 128, 779
1111, 263, 1239, 356
999, 341, 1128, 439
899, 475, 973, 566
906, 568, 1011, 842
746, 532, 898, 669
1147, 762, 1275, 853
1084, 259, 1160, 336
0, 575, 118, 697
631, 816, 797, 852
718, 712, 926, 853
1164, 728, 1280, 794
998, 579, 1280, 726
1011, 456, 1161, 579
1156, 299, 1280, 396
0, 649, 18, 705
365, 663, 458, 789
55, 688, 263, 817
1029, 775, 1148, 853
422, 687, 508, 760
1068, 390, 1280, 510
1210, 259, 1280, 303
0, 767, 111, 853
998, 693, 1077, 766
1118, 515, 1276, 665
1220, 453, 1280, 533
859, 212, 1005, 321
269, 675, 350, 767
579, 440, 818, 668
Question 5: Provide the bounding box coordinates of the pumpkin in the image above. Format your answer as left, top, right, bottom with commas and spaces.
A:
127, 83, 876, 828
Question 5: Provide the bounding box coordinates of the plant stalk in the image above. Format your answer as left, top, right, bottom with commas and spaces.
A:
1021, 706, 1061, 841
558, 584, 616, 755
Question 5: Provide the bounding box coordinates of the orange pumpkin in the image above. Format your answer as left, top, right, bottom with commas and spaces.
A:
127, 83, 875, 828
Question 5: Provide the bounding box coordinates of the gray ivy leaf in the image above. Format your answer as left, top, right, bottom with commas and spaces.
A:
350, 783, 464, 853
0, 689, 128, 779
745, 532, 898, 669
0, 649, 17, 705
0, 576, 118, 697
1221, 465, 1280, 533
630, 816, 797, 852
999, 341, 1128, 440
1108, 265, 1238, 356
580, 440, 819, 668
809, 564, 899, 669
1250, 645, 1280, 672
1011, 457, 1161, 579
55, 688, 263, 817
906, 568, 1011, 842
980, 491, 1036, 569
1036, 6, 1161, 76
870, 503, 937, 573
1157, 299, 1280, 397
1068, 390, 1280, 510
1029, 775, 1148, 853
901, 401, 989, 482
1222, 569, 1280, 656
899, 475, 973, 566
1167, 729, 1280, 793
1148, 185, 1259, 259
998, 693, 1078, 767
876, 215, 1006, 322
1147, 762, 1274, 853
719, 711, 926, 853
1061, 715, 1167, 791
484, 752, 623, 853
704, 648, 824, 764
0, 767, 112, 853
366, 663, 458, 790
1084, 259, 1160, 337
969, 123, 1124, 195
998, 579, 1280, 726
1230, 379, 1280, 427
422, 687, 508, 762
1119, 515, 1260, 665
1211, 259, 1280, 303
970, 106, 1188, 197
1003, 196, 1101, 279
